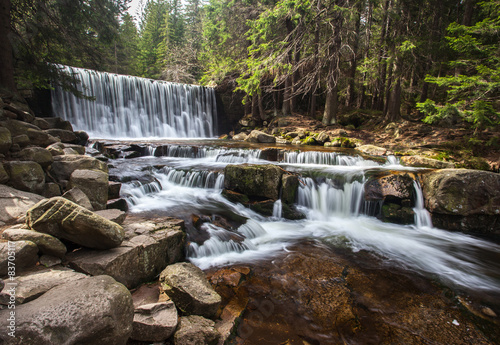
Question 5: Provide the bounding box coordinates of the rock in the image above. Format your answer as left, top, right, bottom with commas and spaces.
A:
3, 104, 34, 122
4, 161, 45, 194
46, 142, 64, 156
68, 169, 109, 210
2, 228, 67, 258
11, 134, 29, 148
316, 131, 330, 144
50, 155, 108, 182
357, 144, 388, 156
401, 155, 455, 169
0, 163, 9, 184
26, 197, 124, 249
421, 169, 500, 234
131, 301, 178, 342
275, 137, 290, 144
0, 241, 38, 276
0, 127, 12, 153
95, 209, 127, 225
381, 203, 415, 225
245, 130, 276, 143
232, 132, 248, 141
74, 130, 89, 145
0, 119, 39, 137
43, 117, 73, 131
107, 198, 129, 212
15, 147, 53, 167
44, 129, 77, 143
160, 262, 221, 318
259, 147, 279, 161
364, 173, 415, 204
174, 315, 221, 345
62, 187, 94, 210
224, 164, 284, 200
281, 174, 299, 204
291, 137, 302, 145
32, 117, 50, 130
26, 128, 60, 146
67, 219, 185, 289
39, 255, 62, 267
108, 181, 122, 199
42, 183, 61, 198
0, 275, 133, 345
0, 268, 87, 305
0, 185, 44, 223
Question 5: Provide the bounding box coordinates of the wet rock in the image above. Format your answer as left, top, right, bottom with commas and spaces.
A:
0, 127, 12, 153
174, 315, 221, 345
281, 174, 299, 204
14, 147, 53, 168
224, 164, 284, 200
131, 301, 178, 342
232, 132, 248, 141
0, 241, 38, 276
62, 187, 94, 210
26, 197, 124, 249
0, 185, 44, 223
0, 163, 8, 184
421, 169, 500, 234
357, 144, 388, 156
0, 268, 86, 305
44, 128, 77, 143
0, 275, 133, 345
259, 147, 279, 161
245, 130, 276, 144
67, 220, 185, 289
401, 155, 455, 169
26, 128, 60, 147
2, 228, 67, 258
364, 173, 415, 204
50, 154, 108, 182
221, 189, 250, 204
74, 130, 89, 145
68, 169, 109, 210
160, 262, 221, 318
381, 203, 415, 225
95, 209, 127, 225
4, 161, 45, 194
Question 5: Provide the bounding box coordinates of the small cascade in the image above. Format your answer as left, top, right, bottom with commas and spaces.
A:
205, 148, 262, 163
156, 167, 224, 189
413, 180, 433, 228
282, 151, 372, 166
272, 199, 283, 219
51, 65, 217, 138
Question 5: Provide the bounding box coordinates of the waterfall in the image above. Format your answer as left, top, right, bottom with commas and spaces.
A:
413, 180, 433, 228
51, 65, 217, 138
282, 151, 368, 166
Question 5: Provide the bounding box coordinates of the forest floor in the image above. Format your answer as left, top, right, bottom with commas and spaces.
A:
265, 110, 500, 172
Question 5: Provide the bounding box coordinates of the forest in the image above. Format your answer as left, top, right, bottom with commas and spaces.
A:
1, 0, 499, 129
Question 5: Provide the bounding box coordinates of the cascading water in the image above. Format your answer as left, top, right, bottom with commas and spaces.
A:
51, 65, 217, 138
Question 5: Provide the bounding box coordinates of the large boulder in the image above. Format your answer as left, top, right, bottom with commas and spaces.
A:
66, 219, 185, 289
26, 128, 60, 147
245, 130, 276, 143
68, 169, 109, 210
0, 241, 38, 276
0, 127, 12, 154
401, 155, 455, 169
4, 161, 45, 194
421, 169, 500, 234
0, 119, 38, 137
0, 163, 9, 184
131, 301, 178, 342
364, 173, 415, 203
62, 187, 94, 210
356, 144, 388, 156
2, 228, 67, 258
43, 117, 74, 131
173, 315, 221, 345
160, 262, 221, 318
14, 147, 53, 168
0, 185, 44, 223
49, 155, 108, 182
26, 197, 124, 249
44, 129, 77, 143
0, 275, 133, 345
224, 164, 284, 200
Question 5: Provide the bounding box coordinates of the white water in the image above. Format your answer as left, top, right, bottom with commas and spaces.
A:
116, 148, 500, 293
51, 66, 217, 138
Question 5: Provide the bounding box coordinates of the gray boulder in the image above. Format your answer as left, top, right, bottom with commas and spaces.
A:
95, 209, 127, 225
160, 262, 221, 318
43, 117, 73, 131
26, 197, 124, 249
0, 241, 38, 276
2, 228, 67, 258
174, 315, 221, 345
50, 155, 108, 182
232, 132, 248, 141
4, 161, 45, 194
0, 185, 44, 223
357, 144, 388, 156
401, 155, 455, 169
26, 128, 60, 147
62, 187, 94, 210
44, 129, 77, 143
0, 275, 133, 345
41, 182, 61, 198
245, 130, 276, 143
131, 301, 178, 342
68, 169, 108, 210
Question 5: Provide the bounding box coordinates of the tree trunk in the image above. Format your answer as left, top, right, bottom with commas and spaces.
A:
346, 6, 362, 107
462, 0, 475, 26
386, 77, 401, 122
309, 0, 321, 118
282, 76, 292, 115
0, 0, 17, 93
323, 83, 338, 125
258, 93, 265, 121
372, 0, 391, 111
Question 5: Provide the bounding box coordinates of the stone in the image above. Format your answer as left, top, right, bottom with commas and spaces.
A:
11, 134, 30, 148
26, 197, 124, 249
364, 173, 415, 204
62, 187, 94, 210
0, 127, 12, 153
381, 203, 415, 225
2, 228, 67, 258
0, 185, 44, 223
0, 268, 87, 305
245, 130, 276, 143
95, 209, 127, 225
108, 181, 122, 199
160, 262, 221, 318
224, 164, 284, 200
232, 132, 248, 141
0, 163, 8, 184
131, 301, 178, 342
4, 161, 45, 194
401, 155, 455, 169
44, 129, 77, 143
32, 117, 51, 130
281, 174, 299, 204
107, 198, 129, 211
0, 241, 38, 276
61, 143, 86, 155
357, 144, 388, 156
15, 147, 53, 167
42, 183, 61, 198
3, 104, 34, 122
67, 220, 185, 289
0, 275, 133, 345
291, 137, 302, 145
0, 119, 39, 137
26, 128, 60, 146
275, 137, 290, 144
50, 155, 108, 182
286, 132, 299, 138
316, 131, 330, 144
174, 315, 221, 345
74, 130, 89, 145
39, 255, 62, 267
68, 169, 109, 210
43, 117, 74, 131
421, 169, 500, 234
46, 142, 64, 156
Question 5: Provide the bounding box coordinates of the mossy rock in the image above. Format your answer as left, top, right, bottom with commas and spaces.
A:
224, 164, 284, 200
381, 203, 415, 225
